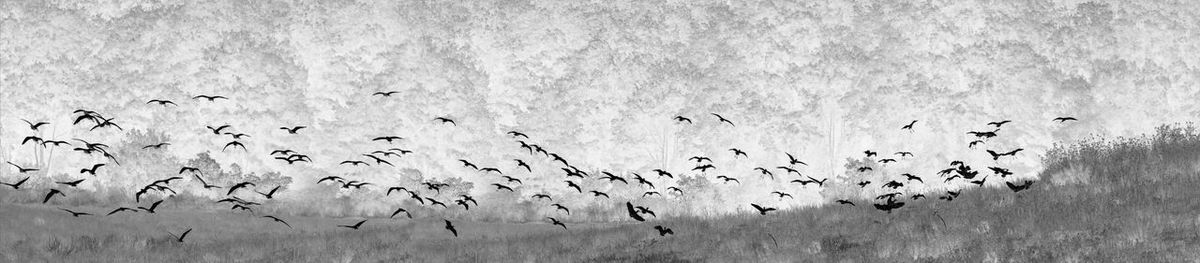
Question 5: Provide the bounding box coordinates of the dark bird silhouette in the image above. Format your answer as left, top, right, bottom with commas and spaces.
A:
21, 136, 43, 145
626, 202, 646, 221
635, 206, 657, 217
372, 136, 404, 144
654, 225, 674, 236
179, 166, 201, 174
857, 181, 871, 188
514, 159, 531, 172
339, 160, 369, 166
80, 163, 106, 176
771, 191, 792, 199
41, 140, 72, 147
902, 173, 923, 183
599, 172, 627, 184
806, 176, 828, 187
642, 191, 661, 197
21, 119, 50, 131
106, 207, 138, 216
667, 186, 683, 195
60, 208, 91, 217
458, 159, 478, 170
89, 117, 123, 131
716, 175, 740, 184
1053, 117, 1078, 122
1006, 180, 1035, 193
836, 200, 855, 206
882, 180, 904, 189
729, 148, 748, 158
146, 99, 177, 106
454, 199, 471, 210
532, 194, 552, 200
968, 130, 999, 139
142, 142, 170, 149
547, 217, 567, 230
263, 215, 292, 228
673, 116, 692, 124
362, 154, 394, 166
168, 228, 192, 243
227, 182, 256, 195
507, 131, 529, 138
874, 199, 905, 213
138, 200, 164, 213
492, 183, 515, 192
864, 150, 877, 157
279, 126, 306, 134
257, 186, 282, 199
479, 167, 502, 174
944, 175, 961, 183
989, 167, 1014, 177
754, 167, 774, 179
444, 220, 458, 237
895, 152, 913, 157
372, 91, 400, 97
711, 113, 735, 126
879, 158, 897, 164
56, 179, 85, 187
750, 204, 777, 215
785, 152, 807, 166
316, 176, 344, 184
911, 194, 926, 200
206, 125, 232, 134
986, 149, 1024, 160
550, 154, 569, 166
969, 140, 984, 148
652, 169, 674, 178
562, 180, 582, 193
501, 176, 522, 185
390, 207, 413, 219
692, 164, 716, 172
426, 198, 448, 208
224, 133, 251, 140
339, 220, 367, 230
688, 156, 712, 163
223, 141, 247, 152
231, 204, 254, 213
901, 120, 917, 130
856, 167, 873, 172
193, 95, 228, 101
988, 120, 1012, 127
969, 176, 989, 187
876, 192, 903, 200
632, 173, 654, 188
7, 162, 39, 173
552, 203, 570, 214
43, 189, 64, 203
434, 117, 456, 126
589, 190, 610, 198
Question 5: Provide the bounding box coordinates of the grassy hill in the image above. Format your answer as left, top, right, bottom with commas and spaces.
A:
3, 124, 1200, 262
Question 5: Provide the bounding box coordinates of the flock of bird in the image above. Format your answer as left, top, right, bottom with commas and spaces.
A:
1, 92, 1080, 242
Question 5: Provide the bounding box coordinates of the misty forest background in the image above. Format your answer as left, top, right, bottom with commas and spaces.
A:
2, 0, 1199, 222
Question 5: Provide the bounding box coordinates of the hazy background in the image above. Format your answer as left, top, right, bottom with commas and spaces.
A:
2, 0, 1199, 220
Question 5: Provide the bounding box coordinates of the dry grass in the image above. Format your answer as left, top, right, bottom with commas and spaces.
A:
4, 124, 1200, 262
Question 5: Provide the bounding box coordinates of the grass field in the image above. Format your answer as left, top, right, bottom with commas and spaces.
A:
4, 125, 1200, 262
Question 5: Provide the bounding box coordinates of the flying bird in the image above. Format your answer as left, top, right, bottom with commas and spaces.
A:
711, 113, 735, 126
263, 215, 292, 228
142, 143, 170, 149
80, 163, 106, 175
434, 117, 456, 126
106, 207, 139, 216
227, 182, 256, 195
339, 220, 367, 230
532, 194, 552, 200
168, 228, 192, 243
673, 116, 692, 124
988, 120, 1012, 127
444, 220, 459, 237
589, 190, 610, 198
279, 126, 306, 134
1006, 180, 1035, 193
836, 200, 855, 206
391, 207, 413, 219
771, 191, 793, 199
257, 186, 282, 199
21, 119, 50, 131
1053, 117, 1078, 122
7, 162, 39, 173
206, 125, 232, 134
654, 225, 674, 236
43, 189, 65, 203
372, 91, 400, 97
492, 183, 515, 192
223, 141, 247, 152
56, 179, 85, 187
146, 99, 177, 106
864, 150, 877, 157
193, 95, 228, 101
552, 204, 570, 215
750, 204, 777, 215
60, 208, 91, 217
547, 217, 567, 230
507, 131, 529, 138
138, 200, 164, 213
626, 202, 646, 221
729, 148, 748, 158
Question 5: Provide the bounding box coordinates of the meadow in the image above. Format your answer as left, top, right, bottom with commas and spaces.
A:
3, 124, 1200, 262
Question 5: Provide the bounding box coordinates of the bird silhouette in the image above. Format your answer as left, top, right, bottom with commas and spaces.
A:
372, 91, 400, 97
279, 126, 306, 134
434, 117, 456, 126
969, 140, 984, 148
339, 220, 367, 230
652, 169, 674, 178
879, 159, 897, 164
873, 199, 905, 213
654, 225, 674, 236
514, 159, 532, 172
988, 167, 1014, 177
227, 182, 256, 195
263, 215, 292, 228
444, 220, 458, 236
41, 140, 71, 147
507, 131, 529, 138
836, 200, 855, 206
632, 173, 654, 188
340, 160, 369, 166
547, 217, 567, 230
711, 113, 735, 126
60, 208, 91, 217
1053, 117, 1078, 122
372, 136, 404, 144
636, 206, 657, 217
902, 173, 923, 183
692, 164, 716, 172
864, 150, 877, 157
729, 148, 748, 158
532, 194, 552, 200
969, 176, 989, 187
22, 136, 43, 145
667, 186, 684, 195
89, 117, 123, 131
673, 116, 692, 124
716, 175, 740, 184
390, 207, 413, 219
256, 186, 282, 199
785, 152, 807, 166
901, 120, 917, 130
168, 228, 192, 243
626, 202, 646, 221
882, 181, 904, 189
895, 152, 913, 157
967, 130, 999, 139
492, 183, 515, 192
193, 95, 228, 101
988, 120, 1012, 127
223, 141, 247, 152
857, 167, 873, 172
7, 162, 39, 173
230, 204, 253, 212
56, 179, 85, 187
771, 191, 793, 199
986, 149, 1024, 160
142, 142, 170, 150
688, 156, 712, 163
911, 194, 926, 200
138, 200, 164, 213
642, 191, 661, 197
750, 204, 776, 215
362, 154, 394, 166
206, 125, 232, 134
753, 167, 774, 179
479, 167, 502, 174
21, 119, 50, 131
599, 172, 627, 184
43, 189, 64, 203
1005, 180, 1035, 193
565, 181, 582, 193
426, 198, 448, 208
223, 133, 251, 140
458, 159, 478, 170
589, 190, 610, 198
876, 192, 902, 200
1, 177, 30, 189
552, 204, 570, 215
454, 199, 472, 210
501, 176, 523, 185
106, 207, 139, 216
80, 163, 106, 176
317, 176, 345, 185
146, 99, 177, 106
